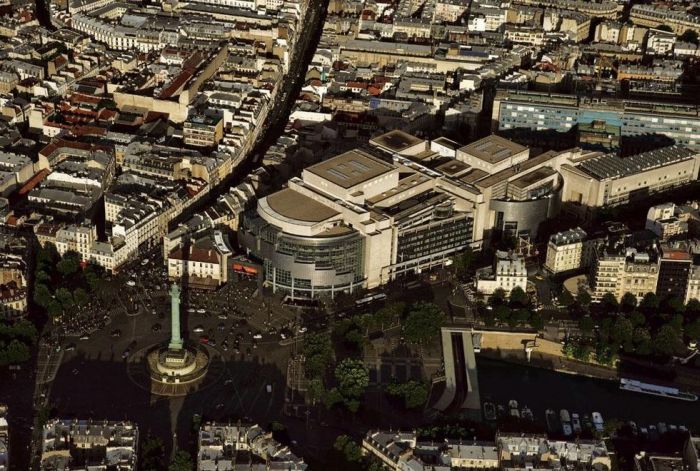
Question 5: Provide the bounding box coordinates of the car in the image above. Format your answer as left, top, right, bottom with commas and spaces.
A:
151, 324, 162, 333
224, 379, 233, 385
629, 421, 638, 436
253, 333, 262, 340
110, 329, 121, 337
298, 327, 308, 334
280, 332, 287, 340
197, 309, 206, 314
141, 259, 149, 266
193, 326, 205, 333
122, 349, 130, 359
199, 336, 210, 344
218, 314, 228, 320
79, 335, 90, 341
126, 280, 136, 287
65, 343, 76, 351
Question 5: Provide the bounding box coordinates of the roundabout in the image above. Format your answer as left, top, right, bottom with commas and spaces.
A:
125, 283, 224, 396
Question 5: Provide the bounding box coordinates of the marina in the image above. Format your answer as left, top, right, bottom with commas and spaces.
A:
477, 358, 700, 430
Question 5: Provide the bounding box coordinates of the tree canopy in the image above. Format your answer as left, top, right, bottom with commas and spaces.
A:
402, 302, 444, 345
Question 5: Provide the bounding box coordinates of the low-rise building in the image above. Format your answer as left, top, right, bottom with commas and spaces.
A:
646, 203, 688, 240
476, 251, 527, 295
167, 230, 232, 289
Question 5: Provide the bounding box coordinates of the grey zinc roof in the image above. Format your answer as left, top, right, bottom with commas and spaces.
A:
577, 145, 696, 180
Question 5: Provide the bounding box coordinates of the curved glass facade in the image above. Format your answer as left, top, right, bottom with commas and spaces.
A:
239, 212, 365, 298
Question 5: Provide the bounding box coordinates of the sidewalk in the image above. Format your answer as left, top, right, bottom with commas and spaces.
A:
479, 348, 619, 381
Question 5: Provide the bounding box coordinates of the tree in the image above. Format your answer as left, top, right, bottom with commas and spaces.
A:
33, 283, 53, 309
685, 319, 700, 343
664, 297, 685, 315
656, 24, 674, 32
686, 298, 700, 316
489, 288, 507, 307
509, 286, 529, 308
654, 324, 683, 356
386, 380, 429, 409
73, 288, 89, 306
0, 340, 31, 365
334, 435, 363, 463
168, 450, 193, 471
55, 288, 74, 310
494, 305, 511, 325
403, 303, 443, 345
307, 378, 325, 404
303, 333, 333, 379
452, 247, 474, 280
576, 288, 591, 309
680, 29, 699, 44
612, 317, 634, 345
621, 293, 638, 313
335, 358, 369, 400
630, 311, 646, 327
634, 327, 653, 356
601, 292, 619, 313
578, 316, 594, 337
558, 289, 574, 307
47, 301, 63, 318
56, 257, 79, 277
640, 293, 659, 314
139, 434, 166, 471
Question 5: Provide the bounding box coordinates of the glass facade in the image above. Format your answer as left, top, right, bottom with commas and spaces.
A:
499, 101, 700, 149
240, 212, 365, 298
397, 214, 473, 262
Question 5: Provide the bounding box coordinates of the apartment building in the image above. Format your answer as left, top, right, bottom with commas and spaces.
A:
545, 227, 589, 274
362, 431, 610, 471
40, 420, 138, 470
591, 240, 663, 303
198, 423, 307, 470
630, 4, 700, 36
657, 242, 692, 301
183, 113, 224, 147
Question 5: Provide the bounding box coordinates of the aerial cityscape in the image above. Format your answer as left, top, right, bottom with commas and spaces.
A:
0, 0, 699, 468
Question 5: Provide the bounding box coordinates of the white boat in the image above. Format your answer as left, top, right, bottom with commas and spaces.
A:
572, 413, 582, 434
562, 423, 573, 437
560, 409, 571, 424
592, 412, 604, 433
620, 378, 698, 401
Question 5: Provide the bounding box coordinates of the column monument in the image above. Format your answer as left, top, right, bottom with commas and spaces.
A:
145, 282, 210, 395
168, 283, 183, 351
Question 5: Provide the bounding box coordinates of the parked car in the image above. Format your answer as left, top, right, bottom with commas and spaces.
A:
110, 329, 121, 337
592, 412, 605, 433
193, 325, 205, 333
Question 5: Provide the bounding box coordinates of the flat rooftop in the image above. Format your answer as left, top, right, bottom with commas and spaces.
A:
436, 159, 470, 176
578, 145, 696, 180
370, 130, 424, 153
305, 149, 395, 189
459, 134, 528, 165
510, 167, 556, 189
266, 188, 339, 223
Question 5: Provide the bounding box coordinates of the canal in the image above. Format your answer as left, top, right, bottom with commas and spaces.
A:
477, 357, 700, 430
